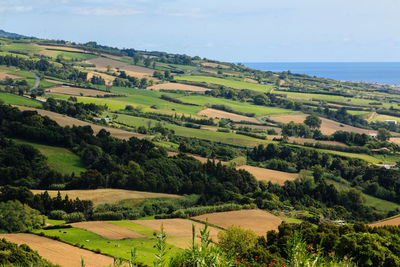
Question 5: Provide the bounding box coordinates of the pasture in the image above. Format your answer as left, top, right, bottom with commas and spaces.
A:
0, 93, 42, 108
30, 189, 181, 206
0, 233, 114, 267
174, 75, 273, 92
13, 139, 86, 175
192, 209, 283, 236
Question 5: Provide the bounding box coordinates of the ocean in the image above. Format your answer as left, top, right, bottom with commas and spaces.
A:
243, 62, 400, 85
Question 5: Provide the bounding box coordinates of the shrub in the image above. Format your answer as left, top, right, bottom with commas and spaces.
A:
62, 212, 85, 223
49, 210, 67, 220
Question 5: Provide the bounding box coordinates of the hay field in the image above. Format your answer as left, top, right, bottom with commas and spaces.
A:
70, 221, 145, 240
198, 108, 260, 124
270, 114, 376, 135
192, 209, 283, 236
237, 165, 298, 185
201, 62, 230, 69
13, 105, 146, 140
30, 189, 180, 206
0, 71, 22, 80
0, 233, 114, 267
47, 85, 114, 96
369, 215, 400, 227
149, 82, 210, 92
86, 71, 115, 85
85, 57, 154, 78
34, 44, 87, 52
132, 218, 220, 249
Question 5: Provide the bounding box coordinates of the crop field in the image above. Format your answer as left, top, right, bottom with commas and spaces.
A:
85, 57, 154, 78
0, 93, 42, 107
34, 44, 87, 52
368, 113, 400, 123
86, 71, 115, 85
0, 71, 22, 80
270, 113, 376, 135
47, 85, 115, 96
192, 209, 283, 236
132, 218, 220, 248
200, 62, 230, 69
13, 139, 86, 175
149, 82, 210, 92
70, 221, 146, 240
237, 165, 298, 185
13, 105, 147, 140
198, 108, 260, 123
174, 75, 273, 92
33, 225, 180, 266
180, 95, 293, 117
370, 215, 400, 227
0, 233, 114, 267
30, 189, 180, 206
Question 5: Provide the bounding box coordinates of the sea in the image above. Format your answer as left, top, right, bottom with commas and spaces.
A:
243, 62, 400, 85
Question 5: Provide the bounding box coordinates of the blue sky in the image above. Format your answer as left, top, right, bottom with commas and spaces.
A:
0, 0, 399, 62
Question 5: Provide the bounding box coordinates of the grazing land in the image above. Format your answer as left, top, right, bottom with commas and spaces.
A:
198, 108, 260, 123
70, 221, 146, 240
149, 82, 210, 92
237, 165, 298, 185
46, 85, 114, 96
132, 218, 220, 248
192, 209, 283, 236
0, 233, 114, 267
13, 139, 86, 175
270, 113, 376, 135
30, 189, 181, 206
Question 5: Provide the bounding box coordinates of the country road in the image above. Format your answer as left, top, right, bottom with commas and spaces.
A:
30, 72, 40, 90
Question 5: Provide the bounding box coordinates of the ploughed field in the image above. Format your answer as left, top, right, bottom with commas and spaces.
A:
237, 165, 298, 185
0, 233, 114, 267
198, 108, 260, 124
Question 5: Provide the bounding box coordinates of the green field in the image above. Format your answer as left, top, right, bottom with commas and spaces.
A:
0, 92, 42, 107
174, 75, 273, 92
327, 179, 400, 213
14, 139, 86, 175
2, 43, 42, 52
35, 222, 181, 266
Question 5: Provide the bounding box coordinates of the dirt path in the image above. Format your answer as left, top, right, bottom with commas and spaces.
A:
0, 233, 114, 267
13, 105, 147, 140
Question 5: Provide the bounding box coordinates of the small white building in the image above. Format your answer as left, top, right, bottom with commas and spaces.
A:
385, 120, 398, 125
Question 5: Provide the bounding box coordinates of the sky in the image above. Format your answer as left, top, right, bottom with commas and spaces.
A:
0, 0, 399, 62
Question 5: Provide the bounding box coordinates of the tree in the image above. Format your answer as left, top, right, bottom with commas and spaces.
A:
144, 58, 152, 68
304, 114, 322, 129
377, 128, 391, 141
0, 200, 44, 232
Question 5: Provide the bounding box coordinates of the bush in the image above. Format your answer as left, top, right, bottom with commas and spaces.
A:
62, 212, 85, 223
91, 212, 124, 221
49, 210, 67, 220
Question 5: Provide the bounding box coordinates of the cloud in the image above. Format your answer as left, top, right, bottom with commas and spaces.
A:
73, 7, 141, 16
0, 5, 32, 13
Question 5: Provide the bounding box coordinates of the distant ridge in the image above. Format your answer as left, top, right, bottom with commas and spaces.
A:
0, 29, 34, 39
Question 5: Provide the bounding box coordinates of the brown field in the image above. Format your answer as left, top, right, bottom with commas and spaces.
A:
192, 209, 283, 236
13, 105, 147, 140
390, 137, 400, 145
31, 189, 180, 206
270, 114, 377, 135
237, 165, 298, 185
0, 71, 22, 80
86, 71, 115, 85
149, 82, 210, 92
132, 219, 220, 248
201, 62, 230, 69
369, 216, 400, 227
85, 57, 154, 78
198, 108, 260, 124
167, 151, 224, 164
287, 137, 347, 146
0, 233, 114, 267
70, 221, 145, 240
46, 85, 114, 96
34, 44, 88, 53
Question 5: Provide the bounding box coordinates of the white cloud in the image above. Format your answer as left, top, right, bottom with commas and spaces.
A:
73, 7, 141, 16
0, 5, 32, 13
